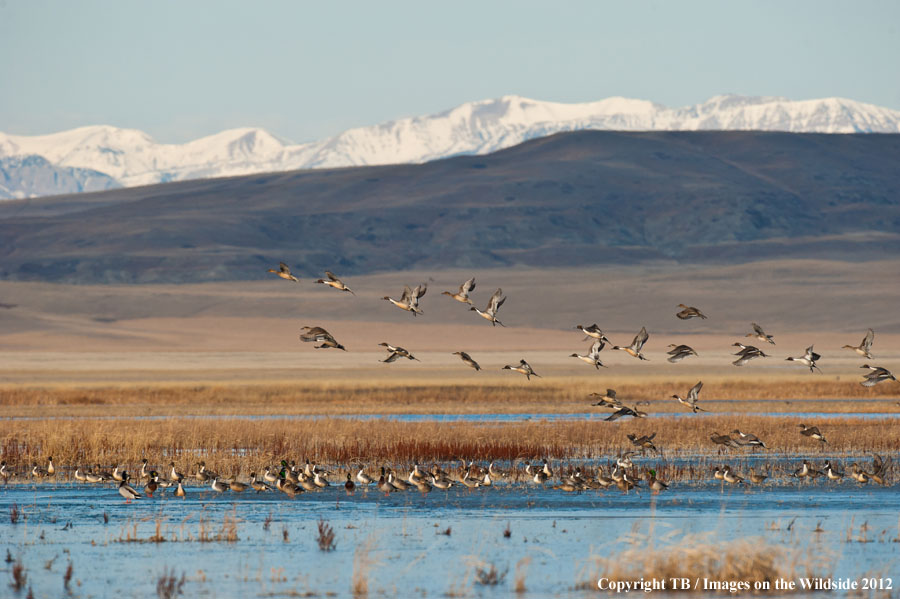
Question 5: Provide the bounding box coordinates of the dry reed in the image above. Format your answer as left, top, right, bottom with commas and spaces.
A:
2, 378, 897, 418
316, 519, 336, 552
581, 531, 832, 593
2, 414, 898, 480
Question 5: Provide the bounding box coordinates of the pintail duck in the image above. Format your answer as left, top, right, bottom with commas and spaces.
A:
502, 359, 540, 380
263, 467, 278, 484
74, 467, 87, 482
798, 423, 827, 444
316, 271, 354, 294
378, 472, 398, 493
748, 468, 768, 484
709, 432, 739, 452
786, 346, 822, 373
379, 343, 419, 363
824, 462, 844, 481
430, 475, 452, 490
112, 465, 125, 482
488, 462, 508, 480
0, 461, 13, 482
249, 473, 272, 493
859, 364, 896, 387
746, 323, 775, 345
590, 388, 623, 409
672, 381, 706, 413
648, 470, 668, 492
175, 481, 186, 498
382, 283, 427, 316
229, 478, 249, 493
626, 432, 658, 454
211, 477, 229, 493
453, 351, 482, 371
616, 453, 635, 470
31, 463, 48, 478
46, 457, 55, 477
313, 471, 330, 488
666, 343, 698, 363
843, 328, 874, 359
299, 326, 347, 350
575, 324, 611, 343
85, 469, 106, 484
723, 466, 744, 484
139, 459, 150, 480
604, 405, 647, 421
267, 262, 299, 282
793, 460, 812, 478
169, 463, 184, 483
470, 288, 506, 326
731, 343, 769, 366
355, 467, 374, 485
675, 304, 707, 320
612, 326, 650, 360
713, 466, 725, 481
118, 473, 142, 502
570, 339, 607, 369
442, 277, 476, 305
731, 430, 766, 448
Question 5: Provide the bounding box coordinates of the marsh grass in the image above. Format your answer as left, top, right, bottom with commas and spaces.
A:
3, 413, 898, 481
351, 536, 378, 597
10, 557, 26, 591
579, 531, 832, 593
2, 378, 898, 418
473, 561, 507, 586
156, 567, 185, 599
317, 519, 336, 552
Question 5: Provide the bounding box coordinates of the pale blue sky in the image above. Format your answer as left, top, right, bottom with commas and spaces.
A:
2, 1, 898, 143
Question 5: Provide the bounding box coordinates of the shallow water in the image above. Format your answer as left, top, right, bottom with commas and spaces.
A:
2, 481, 898, 598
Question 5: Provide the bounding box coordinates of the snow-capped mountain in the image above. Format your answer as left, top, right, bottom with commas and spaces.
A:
0, 155, 120, 200
1, 94, 899, 198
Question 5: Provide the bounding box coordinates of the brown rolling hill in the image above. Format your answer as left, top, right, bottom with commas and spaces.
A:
0, 131, 898, 284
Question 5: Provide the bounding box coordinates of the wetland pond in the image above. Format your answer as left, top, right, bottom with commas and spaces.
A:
2, 479, 898, 598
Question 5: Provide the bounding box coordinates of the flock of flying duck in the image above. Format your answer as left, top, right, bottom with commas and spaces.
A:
273, 263, 896, 394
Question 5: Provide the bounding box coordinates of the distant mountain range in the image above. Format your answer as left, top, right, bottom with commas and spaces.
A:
1, 130, 898, 283
2, 94, 900, 199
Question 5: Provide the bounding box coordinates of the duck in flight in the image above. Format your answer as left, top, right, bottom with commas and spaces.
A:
267, 262, 299, 282
299, 326, 347, 350
676, 304, 707, 320
799, 423, 827, 444
843, 329, 874, 359
379, 343, 419, 363
589, 388, 622, 409
570, 339, 607, 369
732, 343, 769, 366
786, 346, 822, 373
575, 324, 610, 343
746, 323, 775, 345
859, 364, 896, 387
672, 381, 706, 413
470, 288, 506, 326
612, 326, 650, 360
666, 343, 698, 363
452, 351, 481, 371
315, 271, 354, 295
502, 359, 540, 380
604, 405, 647, 421
383, 284, 427, 316
442, 277, 476, 305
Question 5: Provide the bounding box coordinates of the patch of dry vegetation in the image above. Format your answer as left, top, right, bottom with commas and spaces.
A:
1, 414, 898, 478
580, 531, 833, 593
1, 378, 898, 418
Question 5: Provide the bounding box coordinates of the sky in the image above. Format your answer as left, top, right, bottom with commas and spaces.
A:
2, 1, 898, 144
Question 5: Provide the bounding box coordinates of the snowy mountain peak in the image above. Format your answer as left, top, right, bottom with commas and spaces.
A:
2, 94, 899, 198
